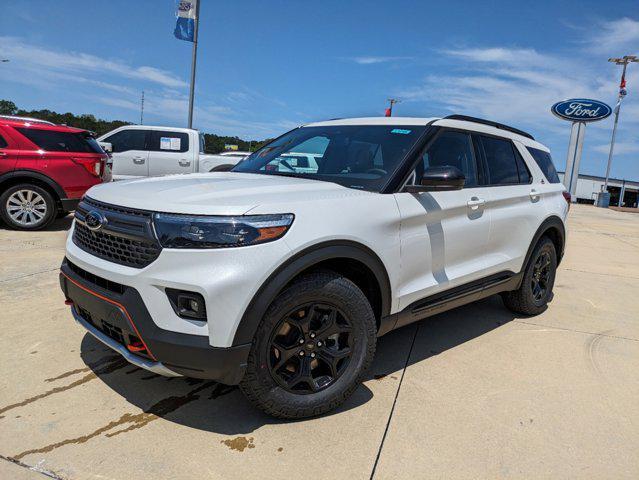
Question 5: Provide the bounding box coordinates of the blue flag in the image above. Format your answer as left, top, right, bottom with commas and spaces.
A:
174, 0, 197, 42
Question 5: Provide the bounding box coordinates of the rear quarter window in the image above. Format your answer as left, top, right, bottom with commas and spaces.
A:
148, 131, 189, 153
16, 128, 102, 153
526, 147, 560, 183
479, 135, 520, 185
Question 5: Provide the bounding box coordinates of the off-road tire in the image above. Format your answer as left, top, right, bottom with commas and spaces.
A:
502, 236, 557, 315
0, 184, 56, 231
239, 271, 377, 419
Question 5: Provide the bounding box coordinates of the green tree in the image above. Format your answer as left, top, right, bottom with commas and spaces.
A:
0, 100, 17, 115
1, 99, 271, 149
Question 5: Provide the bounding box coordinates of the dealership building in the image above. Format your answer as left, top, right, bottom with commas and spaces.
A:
558, 172, 639, 208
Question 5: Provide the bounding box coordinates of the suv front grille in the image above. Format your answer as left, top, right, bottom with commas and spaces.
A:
73, 198, 162, 268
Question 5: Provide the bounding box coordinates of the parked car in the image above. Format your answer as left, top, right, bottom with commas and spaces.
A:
265, 152, 322, 174
60, 115, 569, 418
97, 125, 244, 180
0, 117, 110, 230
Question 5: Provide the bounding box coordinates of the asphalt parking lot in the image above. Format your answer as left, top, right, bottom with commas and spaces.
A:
1, 204, 638, 480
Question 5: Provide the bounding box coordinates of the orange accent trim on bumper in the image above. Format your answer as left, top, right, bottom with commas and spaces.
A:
61, 271, 157, 361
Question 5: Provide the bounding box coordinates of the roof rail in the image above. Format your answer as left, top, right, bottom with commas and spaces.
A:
443, 114, 534, 140
0, 115, 56, 126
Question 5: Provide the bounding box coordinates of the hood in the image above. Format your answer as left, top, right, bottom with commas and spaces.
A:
86, 172, 371, 215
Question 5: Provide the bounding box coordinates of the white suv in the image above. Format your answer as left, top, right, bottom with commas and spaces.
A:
60, 115, 569, 418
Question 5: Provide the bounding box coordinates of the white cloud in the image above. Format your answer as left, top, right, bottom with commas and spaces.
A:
440, 47, 552, 68
0, 36, 186, 88
593, 142, 639, 155
585, 17, 639, 54
348, 56, 413, 65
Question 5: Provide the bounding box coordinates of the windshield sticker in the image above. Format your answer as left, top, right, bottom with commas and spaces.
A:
391, 129, 411, 135
160, 137, 181, 150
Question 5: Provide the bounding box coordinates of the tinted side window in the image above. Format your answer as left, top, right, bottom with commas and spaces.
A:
480, 136, 519, 185
0, 134, 7, 148
149, 131, 189, 153
514, 148, 532, 183
417, 130, 478, 187
16, 128, 103, 153
104, 130, 147, 153
526, 147, 560, 183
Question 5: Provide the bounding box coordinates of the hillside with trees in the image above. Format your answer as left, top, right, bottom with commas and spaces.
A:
0, 100, 270, 153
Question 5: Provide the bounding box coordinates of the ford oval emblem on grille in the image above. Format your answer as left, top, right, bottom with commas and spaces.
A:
85, 210, 107, 231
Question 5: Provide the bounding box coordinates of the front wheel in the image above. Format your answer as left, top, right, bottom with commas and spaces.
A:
502, 236, 557, 315
239, 271, 376, 419
0, 184, 56, 231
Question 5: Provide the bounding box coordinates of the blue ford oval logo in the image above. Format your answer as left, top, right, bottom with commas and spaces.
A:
551, 98, 612, 122
85, 210, 106, 231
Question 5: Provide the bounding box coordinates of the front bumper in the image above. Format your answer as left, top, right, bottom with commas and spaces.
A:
59, 258, 250, 384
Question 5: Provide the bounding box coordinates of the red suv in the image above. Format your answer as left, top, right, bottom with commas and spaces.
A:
0, 116, 110, 230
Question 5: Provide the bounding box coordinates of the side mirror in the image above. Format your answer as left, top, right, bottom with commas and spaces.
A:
404, 165, 465, 193
99, 142, 112, 153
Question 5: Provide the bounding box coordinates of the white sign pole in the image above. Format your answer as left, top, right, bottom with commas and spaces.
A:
563, 121, 586, 202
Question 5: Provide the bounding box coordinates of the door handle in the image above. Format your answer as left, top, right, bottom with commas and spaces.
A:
467, 197, 486, 210
179, 159, 191, 167
529, 189, 540, 200
133, 157, 145, 164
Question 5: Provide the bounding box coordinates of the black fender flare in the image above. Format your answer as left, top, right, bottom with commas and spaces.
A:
232, 240, 392, 346
519, 215, 566, 285
0, 170, 66, 200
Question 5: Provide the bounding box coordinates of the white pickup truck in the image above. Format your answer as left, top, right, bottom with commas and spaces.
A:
97, 125, 247, 180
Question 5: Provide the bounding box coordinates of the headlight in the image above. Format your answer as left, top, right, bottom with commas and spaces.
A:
153, 213, 294, 249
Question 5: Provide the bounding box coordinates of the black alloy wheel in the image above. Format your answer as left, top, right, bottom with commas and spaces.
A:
502, 235, 557, 315
239, 271, 377, 419
268, 303, 353, 394
531, 250, 552, 303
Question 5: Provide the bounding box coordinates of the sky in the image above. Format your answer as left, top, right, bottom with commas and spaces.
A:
0, 0, 638, 179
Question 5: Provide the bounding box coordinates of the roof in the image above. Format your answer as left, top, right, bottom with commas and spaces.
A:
0, 117, 86, 133
557, 171, 639, 187
302, 116, 549, 150
0, 115, 55, 125
305, 117, 439, 127
98, 125, 197, 136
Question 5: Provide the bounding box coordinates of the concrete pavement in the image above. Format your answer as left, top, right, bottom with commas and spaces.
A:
1, 204, 637, 479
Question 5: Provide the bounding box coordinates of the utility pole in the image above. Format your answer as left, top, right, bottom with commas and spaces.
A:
385, 98, 400, 117
603, 55, 638, 196
187, 0, 201, 129
140, 91, 145, 125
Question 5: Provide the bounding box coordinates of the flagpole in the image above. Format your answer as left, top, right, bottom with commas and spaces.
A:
603, 61, 626, 192
187, 0, 201, 129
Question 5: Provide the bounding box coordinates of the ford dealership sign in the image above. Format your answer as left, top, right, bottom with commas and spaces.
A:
551, 98, 612, 122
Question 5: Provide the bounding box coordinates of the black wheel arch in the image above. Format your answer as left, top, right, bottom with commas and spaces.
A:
232, 240, 392, 346
519, 215, 565, 282
210, 164, 235, 172
0, 170, 65, 204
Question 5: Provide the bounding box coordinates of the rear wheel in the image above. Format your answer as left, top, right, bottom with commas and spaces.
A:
502, 236, 557, 315
0, 184, 56, 231
239, 271, 376, 419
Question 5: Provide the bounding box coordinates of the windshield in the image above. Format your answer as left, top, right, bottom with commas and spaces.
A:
232, 125, 426, 191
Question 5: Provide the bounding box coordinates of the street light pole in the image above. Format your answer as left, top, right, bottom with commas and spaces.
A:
385, 98, 400, 117
604, 55, 638, 194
